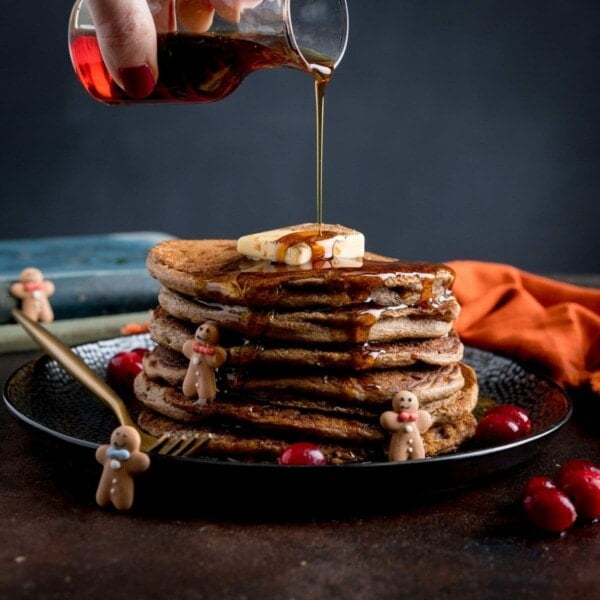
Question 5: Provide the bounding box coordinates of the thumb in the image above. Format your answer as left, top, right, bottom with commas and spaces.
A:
86, 0, 159, 98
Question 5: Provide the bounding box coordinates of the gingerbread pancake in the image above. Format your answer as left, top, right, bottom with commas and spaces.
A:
146, 239, 456, 309
140, 348, 477, 417
136, 406, 476, 463
142, 345, 466, 404
134, 364, 477, 437
149, 306, 465, 369
157, 286, 459, 344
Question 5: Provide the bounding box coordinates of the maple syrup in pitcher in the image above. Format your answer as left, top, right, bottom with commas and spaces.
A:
68, 0, 348, 228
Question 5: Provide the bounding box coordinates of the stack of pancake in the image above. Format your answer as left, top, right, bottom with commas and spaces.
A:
133, 235, 478, 463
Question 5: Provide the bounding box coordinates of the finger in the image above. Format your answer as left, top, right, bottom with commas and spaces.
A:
178, 0, 215, 32
210, 0, 263, 24
153, 0, 177, 33
86, 0, 158, 98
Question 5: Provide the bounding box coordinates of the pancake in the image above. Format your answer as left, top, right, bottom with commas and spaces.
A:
135, 366, 476, 444
142, 347, 477, 415
134, 364, 477, 438
136, 406, 477, 463
158, 285, 460, 344
146, 238, 456, 309
137, 409, 372, 463
224, 363, 465, 404
149, 305, 465, 369
142, 345, 465, 403
248, 363, 479, 417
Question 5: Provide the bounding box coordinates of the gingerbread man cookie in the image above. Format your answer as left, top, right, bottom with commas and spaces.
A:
380, 390, 433, 462
182, 321, 227, 404
10, 267, 55, 323
95, 426, 150, 510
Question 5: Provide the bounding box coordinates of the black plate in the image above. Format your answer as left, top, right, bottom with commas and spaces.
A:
3, 336, 571, 513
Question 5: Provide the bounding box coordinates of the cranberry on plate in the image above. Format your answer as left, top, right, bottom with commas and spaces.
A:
475, 403, 532, 444
106, 348, 148, 388
278, 442, 328, 466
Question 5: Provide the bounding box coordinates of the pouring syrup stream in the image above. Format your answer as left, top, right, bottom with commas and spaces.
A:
310, 63, 333, 234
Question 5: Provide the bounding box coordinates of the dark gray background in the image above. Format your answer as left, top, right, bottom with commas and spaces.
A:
1, 1, 599, 273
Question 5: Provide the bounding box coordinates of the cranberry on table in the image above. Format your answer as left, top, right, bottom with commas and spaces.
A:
556, 465, 600, 520
106, 348, 148, 388
555, 459, 600, 488
278, 442, 328, 466
523, 476, 556, 496
522, 487, 578, 534
521, 458, 600, 532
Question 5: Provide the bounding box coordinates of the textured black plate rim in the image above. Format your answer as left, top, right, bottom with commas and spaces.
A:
2, 342, 572, 479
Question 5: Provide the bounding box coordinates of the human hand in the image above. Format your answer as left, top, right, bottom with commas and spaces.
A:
85, 0, 263, 99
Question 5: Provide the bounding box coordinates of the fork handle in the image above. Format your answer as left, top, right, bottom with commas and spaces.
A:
11, 309, 136, 429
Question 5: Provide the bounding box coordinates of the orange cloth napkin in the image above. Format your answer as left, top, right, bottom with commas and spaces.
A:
447, 261, 600, 393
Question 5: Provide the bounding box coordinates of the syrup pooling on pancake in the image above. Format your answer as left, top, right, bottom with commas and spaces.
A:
231, 258, 455, 308
157, 286, 460, 344
147, 239, 456, 309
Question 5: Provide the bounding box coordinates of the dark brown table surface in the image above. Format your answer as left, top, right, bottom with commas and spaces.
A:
1, 278, 599, 599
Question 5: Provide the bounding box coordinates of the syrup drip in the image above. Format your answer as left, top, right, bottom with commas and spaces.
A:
419, 275, 435, 306
274, 229, 337, 263
349, 344, 381, 371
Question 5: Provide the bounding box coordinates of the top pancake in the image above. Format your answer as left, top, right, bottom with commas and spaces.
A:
146, 239, 456, 309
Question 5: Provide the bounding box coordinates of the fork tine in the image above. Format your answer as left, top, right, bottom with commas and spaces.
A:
157, 436, 188, 455
143, 433, 212, 457
174, 434, 212, 457
142, 434, 171, 454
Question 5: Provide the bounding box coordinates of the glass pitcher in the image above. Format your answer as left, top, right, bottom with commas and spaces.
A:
68, 0, 349, 104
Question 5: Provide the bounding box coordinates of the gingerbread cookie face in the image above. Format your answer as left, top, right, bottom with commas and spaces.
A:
10, 267, 55, 323
182, 321, 227, 404
95, 426, 150, 510
380, 391, 433, 462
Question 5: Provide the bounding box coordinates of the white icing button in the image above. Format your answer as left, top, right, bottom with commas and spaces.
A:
405, 425, 413, 433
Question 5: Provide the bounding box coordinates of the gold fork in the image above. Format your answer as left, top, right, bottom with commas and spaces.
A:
12, 309, 209, 458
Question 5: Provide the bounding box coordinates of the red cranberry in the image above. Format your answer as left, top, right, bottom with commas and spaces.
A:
523, 487, 578, 533
555, 459, 600, 489
559, 471, 600, 520
475, 413, 522, 443
106, 348, 148, 388
278, 443, 328, 466
475, 403, 533, 444
486, 404, 532, 435
523, 476, 556, 497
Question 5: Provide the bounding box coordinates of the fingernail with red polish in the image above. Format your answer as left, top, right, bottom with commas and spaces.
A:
118, 64, 155, 99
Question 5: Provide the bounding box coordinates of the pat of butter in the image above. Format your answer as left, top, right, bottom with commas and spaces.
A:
237, 224, 365, 266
